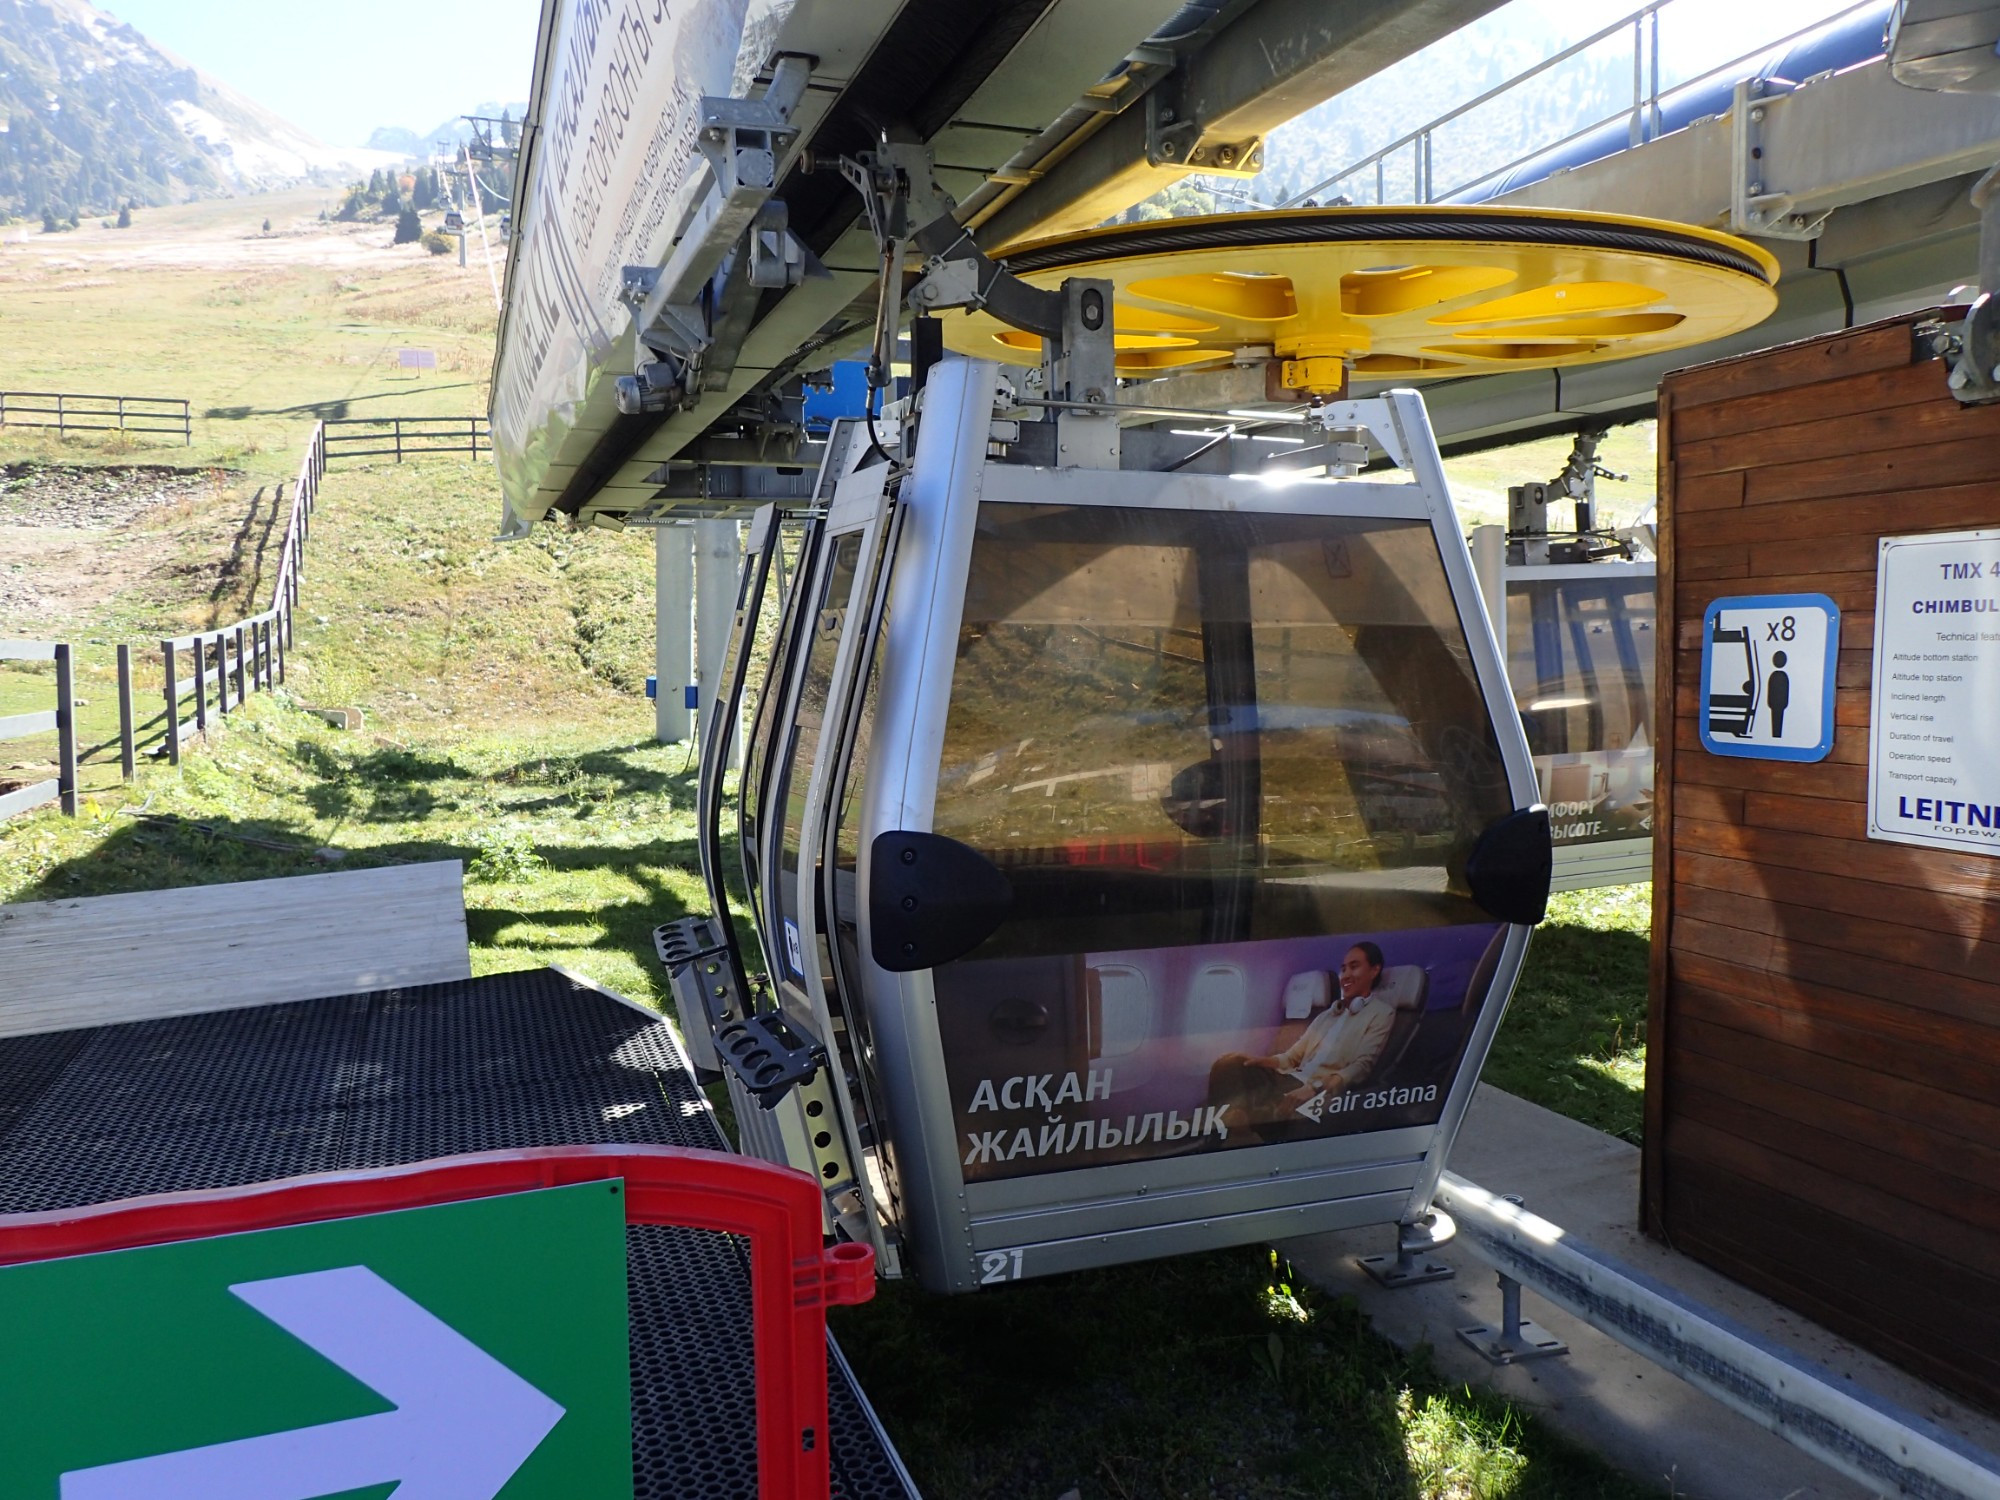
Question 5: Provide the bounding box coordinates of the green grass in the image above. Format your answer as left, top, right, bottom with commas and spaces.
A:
1482, 885, 1652, 1144
832, 1246, 1650, 1500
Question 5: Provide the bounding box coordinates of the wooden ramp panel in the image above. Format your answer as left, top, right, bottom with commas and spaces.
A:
1651, 309, 2000, 1416
0, 861, 471, 1039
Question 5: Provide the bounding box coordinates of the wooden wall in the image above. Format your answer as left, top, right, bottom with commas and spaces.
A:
1650, 309, 2000, 1415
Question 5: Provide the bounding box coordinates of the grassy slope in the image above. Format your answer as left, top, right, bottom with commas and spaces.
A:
1, 193, 1659, 1497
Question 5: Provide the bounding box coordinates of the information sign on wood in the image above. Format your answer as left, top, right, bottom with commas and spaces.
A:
1696, 593, 1839, 761
1868, 527, 2000, 856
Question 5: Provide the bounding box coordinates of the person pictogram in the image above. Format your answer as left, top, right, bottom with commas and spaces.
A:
1767, 650, 1790, 739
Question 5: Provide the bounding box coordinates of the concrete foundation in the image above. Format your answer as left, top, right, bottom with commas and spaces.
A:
1281, 1086, 2000, 1499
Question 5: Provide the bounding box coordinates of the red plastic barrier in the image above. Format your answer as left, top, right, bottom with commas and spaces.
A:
0, 1144, 874, 1500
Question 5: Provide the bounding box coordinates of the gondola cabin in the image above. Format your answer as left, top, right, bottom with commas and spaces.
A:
667, 365, 1554, 1291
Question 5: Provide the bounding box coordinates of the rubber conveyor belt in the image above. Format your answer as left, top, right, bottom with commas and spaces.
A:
0, 967, 920, 1500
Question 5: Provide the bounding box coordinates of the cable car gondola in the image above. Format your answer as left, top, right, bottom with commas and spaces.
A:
656, 193, 1777, 1292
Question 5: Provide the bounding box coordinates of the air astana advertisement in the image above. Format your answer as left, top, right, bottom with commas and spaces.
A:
935, 923, 1508, 1183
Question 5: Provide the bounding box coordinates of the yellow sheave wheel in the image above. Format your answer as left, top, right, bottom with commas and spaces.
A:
940, 205, 1779, 380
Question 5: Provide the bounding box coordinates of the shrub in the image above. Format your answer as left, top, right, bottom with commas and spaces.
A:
420, 230, 453, 256
468, 827, 545, 883
116, 204, 131, 229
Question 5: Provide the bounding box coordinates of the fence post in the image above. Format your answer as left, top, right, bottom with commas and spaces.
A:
190, 638, 209, 738
394, 418, 404, 465
55, 393, 65, 440
214, 633, 229, 717
116, 644, 135, 782
275, 606, 287, 685
233, 625, 247, 704
162, 641, 182, 765
54, 643, 77, 816
182, 399, 192, 447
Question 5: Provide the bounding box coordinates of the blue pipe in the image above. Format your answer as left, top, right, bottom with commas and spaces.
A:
1448, 3, 1892, 204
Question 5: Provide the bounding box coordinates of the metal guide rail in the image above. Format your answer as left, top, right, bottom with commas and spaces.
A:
0, 969, 921, 1500
1435, 1174, 2000, 1500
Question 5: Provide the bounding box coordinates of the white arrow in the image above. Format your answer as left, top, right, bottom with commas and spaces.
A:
61, 1264, 566, 1500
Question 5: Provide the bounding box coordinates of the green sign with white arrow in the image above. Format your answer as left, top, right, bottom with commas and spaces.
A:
0, 1182, 634, 1500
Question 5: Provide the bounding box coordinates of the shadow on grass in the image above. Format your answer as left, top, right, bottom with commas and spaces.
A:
284, 739, 700, 825
1482, 917, 1652, 1144
203, 384, 485, 422
834, 1243, 1651, 1500
11, 815, 698, 994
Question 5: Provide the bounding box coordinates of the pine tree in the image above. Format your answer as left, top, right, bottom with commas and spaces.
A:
116, 204, 132, 229
393, 208, 422, 245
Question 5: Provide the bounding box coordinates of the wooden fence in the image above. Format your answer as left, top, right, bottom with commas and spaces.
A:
322, 415, 489, 464
0, 391, 191, 445
0, 642, 77, 821
161, 422, 326, 763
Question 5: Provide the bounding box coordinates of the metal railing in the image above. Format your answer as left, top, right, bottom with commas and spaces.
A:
161, 423, 326, 763
1280, 0, 1883, 208
1434, 1173, 2000, 1500
0, 642, 77, 821
322, 415, 489, 464
0, 390, 192, 445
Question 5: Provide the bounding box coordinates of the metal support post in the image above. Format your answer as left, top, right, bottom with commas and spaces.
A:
1459, 1270, 1570, 1366
54, 643, 77, 815
116, 644, 134, 782
655, 524, 694, 744
1357, 1210, 1457, 1288
694, 518, 741, 770
1471, 524, 1506, 646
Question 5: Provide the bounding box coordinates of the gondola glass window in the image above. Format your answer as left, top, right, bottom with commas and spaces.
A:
1505, 575, 1655, 849
931, 503, 1516, 1180
772, 532, 864, 983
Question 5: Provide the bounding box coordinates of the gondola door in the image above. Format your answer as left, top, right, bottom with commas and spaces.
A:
853, 363, 1547, 1292
756, 461, 899, 1248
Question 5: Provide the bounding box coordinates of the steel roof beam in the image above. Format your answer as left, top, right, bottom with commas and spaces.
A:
974, 0, 1509, 246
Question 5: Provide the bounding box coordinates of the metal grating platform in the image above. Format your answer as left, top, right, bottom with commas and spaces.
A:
0, 967, 919, 1500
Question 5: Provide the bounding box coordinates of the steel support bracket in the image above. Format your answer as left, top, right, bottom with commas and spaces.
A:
1143, 70, 1263, 175
1047, 278, 1121, 470
748, 201, 825, 289
625, 53, 814, 367
1358, 1209, 1458, 1288
1728, 77, 1833, 239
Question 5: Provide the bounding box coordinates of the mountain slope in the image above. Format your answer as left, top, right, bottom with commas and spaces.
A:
0, 0, 399, 218
367, 101, 529, 160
